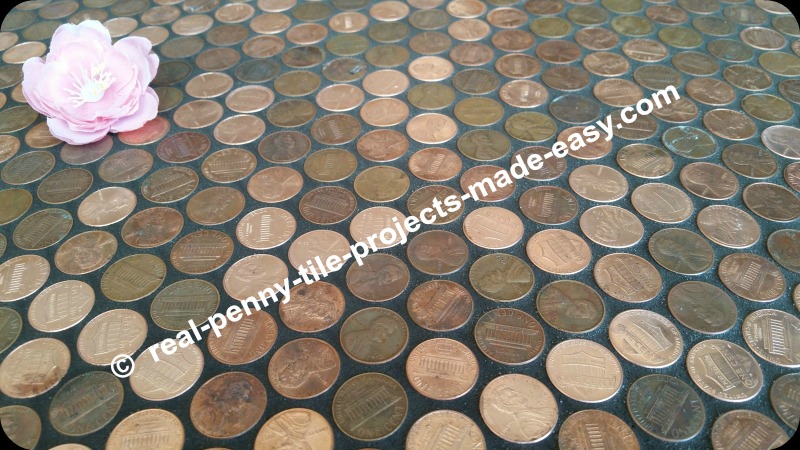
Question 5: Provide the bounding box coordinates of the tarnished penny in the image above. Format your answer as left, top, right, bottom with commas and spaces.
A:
648, 228, 714, 275
170, 229, 234, 275
200, 148, 257, 183
609, 309, 683, 369
332, 372, 407, 441
287, 230, 350, 270
340, 307, 407, 364
254, 408, 335, 450
268, 338, 340, 399
406, 338, 479, 400
248, 167, 303, 203
130, 343, 203, 401
100, 254, 166, 302
346, 253, 409, 302
0, 405, 40, 449
668, 281, 737, 335
559, 410, 639, 450
696, 205, 760, 249
77, 309, 146, 366
519, 186, 578, 225
406, 410, 485, 449
186, 186, 245, 226
0, 307, 22, 353
627, 374, 705, 442
474, 308, 545, 365
526, 229, 591, 275
771, 373, 800, 429
679, 162, 739, 200
743, 182, 800, 222
536, 280, 605, 333
469, 253, 533, 302
463, 207, 523, 250
207, 309, 277, 365
722, 143, 778, 179
54, 230, 117, 275
303, 148, 358, 182
547, 339, 623, 403
141, 166, 199, 204
1, 150, 55, 185
406, 185, 463, 225
0, 337, 69, 398
279, 282, 345, 333
190, 372, 267, 438
719, 253, 786, 302
37, 168, 93, 204
97, 149, 153, 184
122, 207, 184, 249
407, 147, 462, 181
77, 186, 136, 227
150, 279, 220, 331
631, 183, 694, 224
743, 309, 800, 367
357, 129, 409, 162
712, 410, 789, 450
767, 229, 800, 274
259, 131, 312, 163
354, 166, 410, 202
106, 409, 184, 450
12, 208, 72, 250
407, 280, 473, 332
593, 253, 662, 303
479, 374, 558, 444
49, 371, 123, 436
407, 230, 469, 275
156, 132, 211, 163
580, 205, 643, 248
687, 339, 762, 402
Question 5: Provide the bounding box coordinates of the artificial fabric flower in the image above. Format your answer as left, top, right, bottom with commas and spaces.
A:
21, 20, 159, 145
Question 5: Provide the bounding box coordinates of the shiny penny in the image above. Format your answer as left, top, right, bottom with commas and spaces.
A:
697, 205, 760, 249
121, 207, 184, 249
719, 253, 786, 302
711, 410, 789, 450
77, 309, 146, 366
593, 253, 662, 303
54, 230, 117, 275
130, 343, 203, 401
254, 409, 334, 450
106, 409, 184, 450
222, 254, 288, 303
743, 309, 800, 367
687, 339, 762, 402
479, 374, 558, 444
279, 282, 345, 333
610, 309, 683, 369
406, 338, 479, 400
207, 310, 277, 365
526, 229, 591, 275
546, 339, 623, 403
0, 337, 70, 398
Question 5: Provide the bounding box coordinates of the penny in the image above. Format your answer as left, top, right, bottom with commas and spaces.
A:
712, 410, 789, 450
214, 114, 266, 145
106, 409, 184, 450
185, 72, 234, 99
150, 278, 219, 331
332, 373, 407, 441
742, 93, 793, 123
141, 166, 199, 204
130, 344, 202, 401
663, 126, 718, 159
468, 253, 533, 302
450, 42, 494, 66
345, 254, 407, 303
1, 150, 55, 185
54, 230, 117, 275
170, 229, 234, 275
779, 79, 800, 104
268, 338, 340, 400
580, 205, 643, 248
101, 254, 166, 302
518, 186, 578, 226
324, 56, 369, 80
255, 408, 335, 450
196, 47, 241, 71
547, 339, 623, 403
279, 282, 345, 333
0, 405, 40, 449
406, 410, 485, 449
12, 208, 72, 251
354, 166, 410, 203
574, 27, 618, 51
357, 129, 408, 163
407, 230, 469, 276
77, 309, 146, 366
315, 84, 364, 112
759, 51, 800, 76
616, 143, 673, 179
0, 135, 19, 163
191, 372, 267, 438
223, 254, 288, 303
768, 229, 800, 274
627, 374, 705, 442
474, 308, 545, 365
0, 105, 38, 134
406, 113, 458, 144
668, 281, 738, 335
311, 114, 362, 146
406, 338, 479, 400
27, 280, 93, 334
762, 125, 800, 160
569, 164, 628, 203
287, 230, 350, 270
259, 131, 312, 163
0, 337, 69, 399
409, 31, 452, 54
526, 229, 591, 275
235, 59, 281, 83
497, 80, 548, 109
340, 307, 407, 365
199, 148, 257, 183
652, 97, 699, 123
722, 143, 779, 180
49, 371, 123, 436
541, 66, 590, 92
679, 162, 739, 201
648, 228, 714, 276
538, 280, 606, 336
274, 70, 321, 97
298, 186, 355, 225
242, 35, 285, 57
224, 86, 273, 114
559, 410, 639, 450
463, 207, 522, 250
583, 51, 629, 77
407, 280, 473, 332
610, 309, 683, 369
76, 186, 136, 227
719, 253, 786, 302
594, 253, 663, 303
703, 108, 757, 141
157, 132, 211, 163
723, 64, 772, 92
514, 146, 567, 181
303, 148, 358, 182
686, 339, 763, 403
743, 309, 800, 368
407, 147, 462, 181
0, 307, 21, 353
24, 122, 61, 149
556, 126, 612, 160
743, 182, 800, 222
460, 165, 516, 201
480, 374, 558, 444
407, 186, 462, 226
131, 25, 170, 46
118, 116, 171, 145
186, 186, 246, 226
631, 183, 694, 224
97, 149, 153, 184
771, 373, 800, 429
697, 205, 760, 249
248, 167, 303, 203
550, 94, 602, 123
207, 309, 276, 365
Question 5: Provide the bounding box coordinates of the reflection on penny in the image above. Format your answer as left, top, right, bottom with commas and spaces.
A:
480, 374, 558, 444
406, 338, 478, 400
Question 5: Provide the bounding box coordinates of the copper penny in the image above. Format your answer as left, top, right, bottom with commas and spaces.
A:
345, 253, 410, 302
50, 371, 123, 437
407, 147, 462, 181
130, 343, 203, 401
190, 372, 267, 438
686, 339, 762, 402
279, 282, 345, 333
120, 207, 182, 250
362, 69, 409, 96
349, 207, 406, 248
610, 309, 683, 369
24, 122, 61, 149
254, 409, 335, 450
332, 373, 407, 441
743, 309, 800, 367
287, 230, 350, 270
196, 47, 241, 71
236, 207, 297, 250
77, 309, 147, 366
743, 182, 800, 222
406, 410, 485, 449
267, 99, 316, 128
575, 27, 619, 51
407, 280, 473, 332
117, 116, 170, 145
583, 51, 629, 76
474, 308, 545, 364
340, 307, 408, 364
559, 410, 639, 450
491, 29, 535, 52
248, 166, 303, 203
54, 230, 117, 275
569, 164, 628, 202
631, 183, 694, 224
259, 131, 312, 163
186, 186, 245, 226
0, 254, 49, 304
513, 146, 567, 181
200, 148, 257, 183
406, 338, 478, 400
407, 230, 469, 275
77, 187, 137, 227
12, 208, 72, 251
97, 149, 153, 184
223, 254, 288, 303
357, 129, 408, 162
106, 409, 184, 450
150, 279, 219, 332
170, 229, 234, 275
268, 338, 340, 400
406, 113, 458, 144
480, 374, 558, 444
26, 279, 92, 333
546, 339, 623, 403
463, 206, 523, 250
593, 253, 662, 303
768, 229, 800, 274
771, 373, 800, 430
207, 309, 277, 365
648, 228, 714, 276
712, 410, 789, 450
315, 84, 364, 112
225, 85, 274, 113
354, 166, 410, 202
460, 165, 515, 202
719, 253, 786, 302
100, 253, 166, 302
406, 185, 463, 225
185, 72, 234, 98
214, 114, 266, 145
761, 125, 800, 160
558, 126, 612, 160
311, 114, 361, 145
1, 150, 55, 186
537, 280, 605, 333
0, 405, 40, 448
156, 132, 211, 163
0, 338, 69, 399
696, 205, 760, 249
141, 166, 199, 204
579, 205, 643, 248
667, 281, 737, 335
0, 188, 33, 226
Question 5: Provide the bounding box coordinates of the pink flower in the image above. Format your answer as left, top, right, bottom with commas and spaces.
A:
22, 20, 159, 145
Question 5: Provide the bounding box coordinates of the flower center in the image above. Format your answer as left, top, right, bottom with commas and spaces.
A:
66, 63, 115, 107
